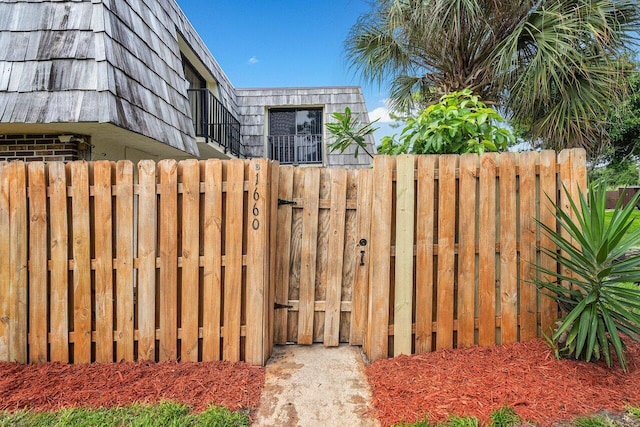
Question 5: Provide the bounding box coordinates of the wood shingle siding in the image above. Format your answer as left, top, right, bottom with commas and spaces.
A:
0, 0, 247, 157
237, 87, 376, 167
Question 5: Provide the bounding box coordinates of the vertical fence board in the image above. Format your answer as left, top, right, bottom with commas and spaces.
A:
539, 151, 558, 332
351, 169, 372, 346
518, 152, 538, 340
202, 159, 222, 361
27, 163, 48, 363
158, 160, 178, 361
457, 154, 477, 348
298, 168, 320, 345
436, 156, 456, 350
266, 161, 279, 360
137, 161, 157, 361
223, 159, 244, 361
499, 153, 517, 344
274, 166, 294, 344
394, 155, 415, 356
246, 159, 270, 364
367, 156, 394, 361
70, 162, 91, 363
478, 154, 497, 347
415, 156, 436, 354
0, 163, 8, 361
179, 160, 200, 362
94, 161, 114, 363
115, 161, 134, 362
324, 168, 347, 347
8, 162, 27, 363
49, 162, 69, 362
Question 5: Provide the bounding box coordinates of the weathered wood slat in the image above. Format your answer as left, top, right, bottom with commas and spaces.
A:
48, 162, 69, 362
350, 169, 372, 346
324, 168, 347, 347
436, 155, 456, 350
8, 162, 27, 363
94, 161, 114, 363
298, 167, 320, 345
394, 155, 415, 356
367, 156, 394, 361
27, 163, 48, 363
518, 152, 538, 341
478, 154, 497, 347
136, 160, 157, 361
539, 151, 558, 333
158, 159, 178, 361
223, 159, 244, 361
202, 159, 222, 361
274, 166, 294, 344
179, 159, 200, 362
0, 162, 9, 361
499, 153, 518, 344
115, 161, 134, 362
457, 154, 477, 348
70, 162, 91, 363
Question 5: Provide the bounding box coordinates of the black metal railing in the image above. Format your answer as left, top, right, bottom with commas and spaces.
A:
187, 89, 243, 157
268, 134, 323, 165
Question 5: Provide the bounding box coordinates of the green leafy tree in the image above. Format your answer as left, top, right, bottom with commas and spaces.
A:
535, 184, 640, 372
378, 90, 514, 155
326, 107, 377, 158
346, 0, 639, 156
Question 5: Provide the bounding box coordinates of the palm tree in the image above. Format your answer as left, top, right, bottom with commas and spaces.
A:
346, 0, 639, 154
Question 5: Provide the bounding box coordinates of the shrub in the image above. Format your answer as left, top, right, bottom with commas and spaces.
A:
534, 183, 640, 371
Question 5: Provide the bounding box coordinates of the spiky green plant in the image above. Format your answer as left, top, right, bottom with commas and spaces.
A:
535, 183, 640, 371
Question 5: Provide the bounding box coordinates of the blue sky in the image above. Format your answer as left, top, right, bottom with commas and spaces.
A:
175, 0, 395, 142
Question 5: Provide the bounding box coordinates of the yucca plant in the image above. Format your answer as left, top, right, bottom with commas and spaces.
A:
535, 183, 640, 372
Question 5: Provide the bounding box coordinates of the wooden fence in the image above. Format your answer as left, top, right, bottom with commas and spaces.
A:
364, 149, 587, 361
0, 158, 277, 365
0, 149, 586, 365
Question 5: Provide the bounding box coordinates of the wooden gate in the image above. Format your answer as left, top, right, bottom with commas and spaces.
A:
273, 166, 373, 346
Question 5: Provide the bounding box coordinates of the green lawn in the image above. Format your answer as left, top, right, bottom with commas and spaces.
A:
0, 401, 250, 427
604, 209, 640, 246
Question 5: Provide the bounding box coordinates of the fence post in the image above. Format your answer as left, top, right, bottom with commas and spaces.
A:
0, 162, 8, 361
245, 159, 272, 365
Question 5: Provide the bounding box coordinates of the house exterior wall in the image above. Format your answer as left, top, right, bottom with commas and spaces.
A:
236, 87, 376, 168
0, 0, 240, 159
0, 134, 88, 162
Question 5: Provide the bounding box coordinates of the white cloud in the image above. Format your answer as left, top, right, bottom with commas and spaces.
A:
368, 106, 393, 123
248, 57, 259, 64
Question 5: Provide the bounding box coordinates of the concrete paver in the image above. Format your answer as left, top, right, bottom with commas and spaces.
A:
253, 344, 379, 427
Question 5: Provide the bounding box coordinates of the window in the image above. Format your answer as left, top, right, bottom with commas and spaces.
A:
181, 55, 206, 89
268, 108, 322, 164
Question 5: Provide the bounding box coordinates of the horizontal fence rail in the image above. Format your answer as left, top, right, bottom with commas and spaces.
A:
364, 149, 587, 361
0, 159, 277, 365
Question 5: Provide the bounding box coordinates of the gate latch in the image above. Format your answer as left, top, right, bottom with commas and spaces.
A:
278, 198, 296, 206
274, 302, 293, 309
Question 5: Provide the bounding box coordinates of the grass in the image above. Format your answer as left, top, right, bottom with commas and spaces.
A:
394, 405, 640, 427
0, 401, 250, 427
604, 209, 640, 245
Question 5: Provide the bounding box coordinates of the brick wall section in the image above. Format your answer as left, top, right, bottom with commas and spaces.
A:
0, 134, 89, 162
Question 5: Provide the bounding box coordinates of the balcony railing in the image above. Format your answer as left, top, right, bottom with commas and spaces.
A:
187, 89, 243, 157
268, 134, 323, 165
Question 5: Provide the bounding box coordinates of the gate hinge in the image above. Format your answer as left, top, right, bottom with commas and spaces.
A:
278, 198, 296, 206
274, 302, 293, 309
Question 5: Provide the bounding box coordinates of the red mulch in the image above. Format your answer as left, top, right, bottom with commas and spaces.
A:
367, 339, 640, 426
0, 360, 264, 414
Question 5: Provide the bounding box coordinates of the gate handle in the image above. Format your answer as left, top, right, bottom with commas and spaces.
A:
359, 250, 365, 266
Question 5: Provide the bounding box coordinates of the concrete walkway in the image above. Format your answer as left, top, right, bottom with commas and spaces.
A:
253, 345, 380, 427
